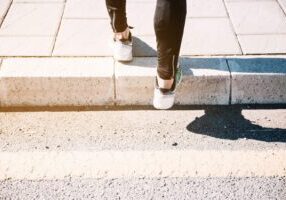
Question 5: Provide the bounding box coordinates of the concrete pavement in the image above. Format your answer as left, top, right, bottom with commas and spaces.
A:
1, 0, 286, 56
0, 0, 286, 107
1, 2, 286, 198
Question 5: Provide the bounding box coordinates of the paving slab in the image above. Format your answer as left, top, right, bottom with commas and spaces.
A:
0, 37, 54, 56
0, 3, 64, 36
64, 0, 226, 21
63, 0, 227, 24
64, 0, 108, 19
127, 1, 155, 36
14, 0, 64, 2
132, 36, 157, 57
0, 0, 11, 20
278, 0, 286, 12
0, 58, 114, 107
53, 19, 112, 56
226, 0, 286, 34
115, 57, 230, 105
181, 18, 241, 55
228, 58, 286, 104
188, 0, 227, 18
126, 0, 228, 36
63, 1, 156, 56
238, 34, 286, 54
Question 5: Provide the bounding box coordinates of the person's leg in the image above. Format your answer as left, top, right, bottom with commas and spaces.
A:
105, 0, 128, 33
105, 0, 130, 40
106, 0, 133, 61
154, 0, 187, 86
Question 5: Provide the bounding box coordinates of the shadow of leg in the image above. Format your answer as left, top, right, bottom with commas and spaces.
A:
133, 36, 157, 57
187, 107, 286, 142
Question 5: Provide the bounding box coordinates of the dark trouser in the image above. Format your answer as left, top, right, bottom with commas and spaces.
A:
105, 0, 187, 79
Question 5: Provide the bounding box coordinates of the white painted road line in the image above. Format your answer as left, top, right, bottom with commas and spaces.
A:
0, 150, 285, 180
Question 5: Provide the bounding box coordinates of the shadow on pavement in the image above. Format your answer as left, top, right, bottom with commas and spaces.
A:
133, 36, 157, 57
186, 107, 286, 142
227, 58, 286, 73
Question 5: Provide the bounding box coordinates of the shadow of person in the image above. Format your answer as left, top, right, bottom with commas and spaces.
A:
186, 107, 286, 142
132, 36, 157, 57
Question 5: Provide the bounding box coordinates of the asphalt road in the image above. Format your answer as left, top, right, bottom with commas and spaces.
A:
1, 177, 286, 200
0, 106, 285, 199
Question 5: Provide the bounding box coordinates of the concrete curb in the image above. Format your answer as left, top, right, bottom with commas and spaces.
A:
228, 58, 286, 104
0, 56, 285, 107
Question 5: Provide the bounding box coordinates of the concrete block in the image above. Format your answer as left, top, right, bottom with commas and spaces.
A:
0, 3, 64, 36
115, 57, 231, 105
176, 57, 230, 105
53, 19, 112, 56
238, 35, 286, 54
181, 18, 241, 55
228, 58, 286, 104
0, 37, 54, 56
115, 57, 156, 105
0, 58, 114, 107
226, 1, 286, 34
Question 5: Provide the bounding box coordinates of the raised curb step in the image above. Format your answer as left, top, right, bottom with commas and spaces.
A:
0, 56, 285, 107
0, 58, 114, 106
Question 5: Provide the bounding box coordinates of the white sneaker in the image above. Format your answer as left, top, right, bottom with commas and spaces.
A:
153, 66, 182, 110
113, 32, 133, 62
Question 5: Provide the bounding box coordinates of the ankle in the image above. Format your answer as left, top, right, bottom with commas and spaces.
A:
157, 74, 174, 89
114, 27, 130, 40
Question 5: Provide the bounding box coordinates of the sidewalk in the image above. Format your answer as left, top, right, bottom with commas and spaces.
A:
0, 0, 286, 107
